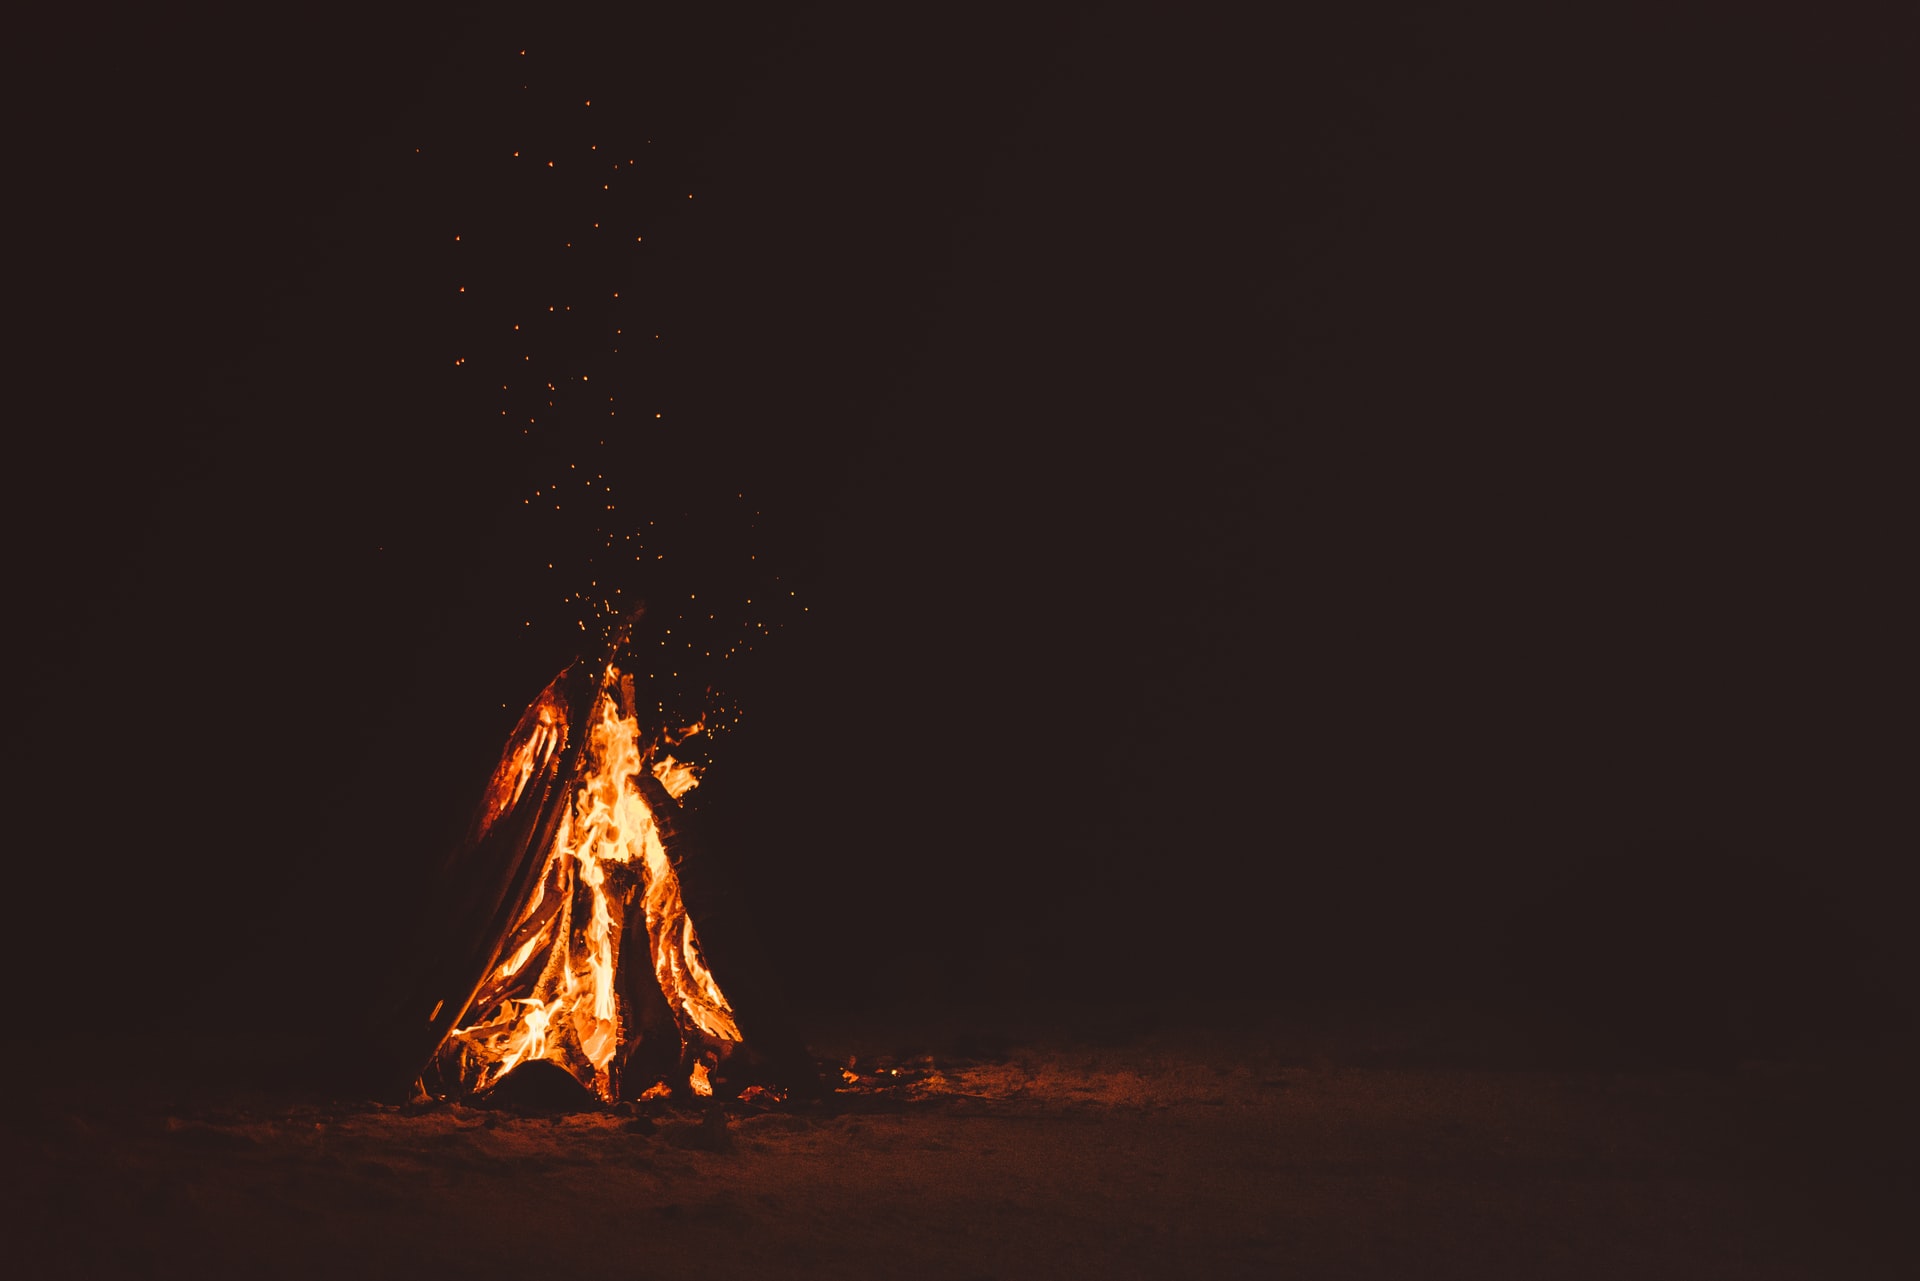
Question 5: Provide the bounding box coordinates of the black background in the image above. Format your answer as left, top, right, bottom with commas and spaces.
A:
8, 5, 1911, 1061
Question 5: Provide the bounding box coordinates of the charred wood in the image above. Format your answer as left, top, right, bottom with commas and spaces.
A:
368, 661, 595, 1097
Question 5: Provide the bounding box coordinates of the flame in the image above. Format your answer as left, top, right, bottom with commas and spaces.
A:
652, 715, 705, 800
651, 753, 702, 800
472, 698, 563, 846
442, 667, 741, 1100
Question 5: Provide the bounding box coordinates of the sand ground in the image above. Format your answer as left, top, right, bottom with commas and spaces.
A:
5, 1004, 1914, 1279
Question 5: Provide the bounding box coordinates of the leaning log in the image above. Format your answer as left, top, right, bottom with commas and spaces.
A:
365, 659, 596, 1097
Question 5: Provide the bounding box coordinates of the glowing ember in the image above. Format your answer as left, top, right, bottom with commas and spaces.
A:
430, 662, 741, 1101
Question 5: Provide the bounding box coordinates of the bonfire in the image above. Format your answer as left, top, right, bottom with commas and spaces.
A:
392, 611, 757, 1105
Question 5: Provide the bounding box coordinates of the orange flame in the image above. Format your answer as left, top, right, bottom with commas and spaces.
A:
442, 666, 740, 1100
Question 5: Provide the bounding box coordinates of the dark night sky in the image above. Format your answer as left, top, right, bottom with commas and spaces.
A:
7, 5, 1912, 1053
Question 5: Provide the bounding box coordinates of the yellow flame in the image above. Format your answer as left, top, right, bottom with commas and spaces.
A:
651, 753, 702, 800
474, 702, 562, 845
445, 668, 741, 1100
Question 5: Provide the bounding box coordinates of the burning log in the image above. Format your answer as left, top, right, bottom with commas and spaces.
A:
372, 660, 596, 1096
463, 857, 568, 1015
